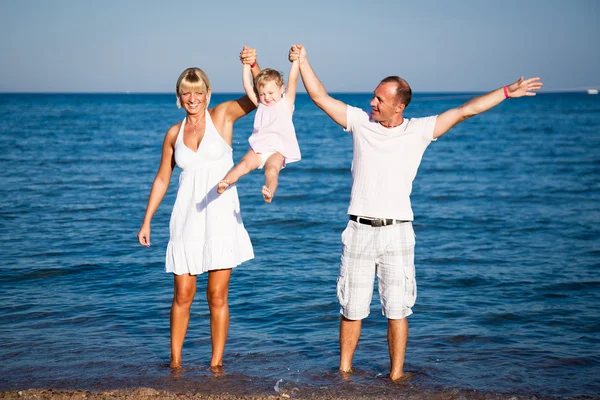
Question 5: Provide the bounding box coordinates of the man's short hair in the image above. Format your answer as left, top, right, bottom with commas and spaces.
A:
380, 76, 412, 107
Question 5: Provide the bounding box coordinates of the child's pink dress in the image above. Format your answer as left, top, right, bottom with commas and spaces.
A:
248, 95, 301, 164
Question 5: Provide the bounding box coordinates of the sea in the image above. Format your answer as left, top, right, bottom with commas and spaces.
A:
0, 92, 598, 399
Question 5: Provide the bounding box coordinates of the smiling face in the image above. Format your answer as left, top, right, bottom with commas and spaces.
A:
178, 84, 210, 115
175, 68, 211, 115
369, 82, 405, 126
257, 80, 284, 106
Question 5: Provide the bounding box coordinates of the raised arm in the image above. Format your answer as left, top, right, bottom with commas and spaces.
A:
242, 63, 258, 106
285, 58, 299, 113
290, 44, 348, 129
210, 47, 261, 144
240, 45, 261, 78
433, 76, 543, 139
214, 46, 260, 126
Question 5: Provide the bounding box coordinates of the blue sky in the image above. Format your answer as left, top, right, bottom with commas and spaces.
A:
0, 0, 598, 93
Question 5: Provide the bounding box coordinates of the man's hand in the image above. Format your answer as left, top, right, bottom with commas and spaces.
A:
507, 76, 543, 98
288, 44, 306, 63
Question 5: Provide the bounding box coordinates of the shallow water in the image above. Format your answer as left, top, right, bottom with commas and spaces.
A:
0, 92, 598, 398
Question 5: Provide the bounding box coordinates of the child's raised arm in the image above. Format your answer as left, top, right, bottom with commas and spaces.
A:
242, 63, 258, 107
285, 54, 299, 113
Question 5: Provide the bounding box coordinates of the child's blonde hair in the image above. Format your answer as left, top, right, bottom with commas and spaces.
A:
254, 68, 284, 89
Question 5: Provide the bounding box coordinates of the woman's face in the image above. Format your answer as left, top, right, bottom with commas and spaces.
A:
179, 86, 209, 115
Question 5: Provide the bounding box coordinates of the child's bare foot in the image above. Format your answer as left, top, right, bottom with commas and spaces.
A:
262, 186, 274, 203
217, 180, 230, 194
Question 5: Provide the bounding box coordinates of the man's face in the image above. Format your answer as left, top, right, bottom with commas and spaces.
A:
369, 82, 402, 122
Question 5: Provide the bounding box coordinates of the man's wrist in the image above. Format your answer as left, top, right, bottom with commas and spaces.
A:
503, 85, 510, 99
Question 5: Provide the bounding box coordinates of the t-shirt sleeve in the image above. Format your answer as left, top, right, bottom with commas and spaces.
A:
344, 105, 369, 135
413, 115, 438, 142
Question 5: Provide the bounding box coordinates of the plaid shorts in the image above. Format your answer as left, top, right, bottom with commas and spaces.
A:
337, 218, 417, 320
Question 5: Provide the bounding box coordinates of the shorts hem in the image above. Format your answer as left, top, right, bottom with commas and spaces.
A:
382, 308, 413, 320
340, 308, 370, 321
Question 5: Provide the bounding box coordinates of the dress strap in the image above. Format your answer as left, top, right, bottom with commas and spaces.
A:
204, 110, 217, 137
175, 117, 186, 147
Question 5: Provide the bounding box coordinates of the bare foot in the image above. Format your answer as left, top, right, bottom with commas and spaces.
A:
338, 369, 353, 381
262, 186, 274, 203
210, 365, 224, 377
390, 371, 413, 383
169, 365, 183, 378
217, 179, 230, 194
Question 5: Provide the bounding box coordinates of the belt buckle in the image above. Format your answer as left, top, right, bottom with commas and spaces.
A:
372, 219, 383, 227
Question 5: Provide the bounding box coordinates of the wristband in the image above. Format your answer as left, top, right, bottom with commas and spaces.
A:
503, 85, 510, 99
250, 62, 257, 69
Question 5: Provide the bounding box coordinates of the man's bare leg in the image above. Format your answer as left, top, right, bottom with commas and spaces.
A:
170, 274, 197, 368
217, 149, 261, 194
262, 153, 284, 203
339, 317, 362, 372
388, 318, 408, 381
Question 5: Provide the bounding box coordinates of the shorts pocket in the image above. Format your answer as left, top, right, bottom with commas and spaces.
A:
403, 264, 417, 308
338, 221, 355, 308
341, 221, 353, 245
337, 249, 350, 307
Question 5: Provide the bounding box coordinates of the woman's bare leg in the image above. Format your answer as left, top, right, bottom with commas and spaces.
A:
170, 273, 197, 368
206, 268, 232, 367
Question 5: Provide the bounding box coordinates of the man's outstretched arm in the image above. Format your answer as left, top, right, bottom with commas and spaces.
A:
433, 77, 543, 139
290, 44, 348, 129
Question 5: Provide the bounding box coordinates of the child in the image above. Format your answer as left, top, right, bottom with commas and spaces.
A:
217, 50, 301, 203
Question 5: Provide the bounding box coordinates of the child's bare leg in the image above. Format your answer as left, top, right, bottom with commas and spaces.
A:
262, 153, 285, 204
217, 149, 261, 194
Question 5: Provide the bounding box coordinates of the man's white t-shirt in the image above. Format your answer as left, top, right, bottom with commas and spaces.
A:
345, 105, 437, 221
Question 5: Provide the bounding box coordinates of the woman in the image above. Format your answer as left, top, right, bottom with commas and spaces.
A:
137, 47, 259, 369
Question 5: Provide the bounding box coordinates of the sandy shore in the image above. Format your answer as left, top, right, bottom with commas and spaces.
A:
0, 387, 577, 400
0, 388, 283, 400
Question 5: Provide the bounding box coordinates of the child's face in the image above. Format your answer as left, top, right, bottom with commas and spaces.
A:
257, 81, 284, 106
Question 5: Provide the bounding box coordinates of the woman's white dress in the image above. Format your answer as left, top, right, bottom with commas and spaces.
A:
165, 111, 254, 275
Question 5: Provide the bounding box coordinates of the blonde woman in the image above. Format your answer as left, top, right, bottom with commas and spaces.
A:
137, 47, 260, 369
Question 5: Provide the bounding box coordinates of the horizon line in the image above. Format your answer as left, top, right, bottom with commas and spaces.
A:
0, 90, 592, 95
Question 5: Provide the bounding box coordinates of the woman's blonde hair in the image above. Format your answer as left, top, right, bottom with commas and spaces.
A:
175, 68, 211, 108
176, 68, 211, 94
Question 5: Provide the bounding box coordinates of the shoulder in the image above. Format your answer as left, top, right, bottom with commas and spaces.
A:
208, 103, 234, 141
164, 121, 182, 144
405, 115, 438, 141
347, 105, 369, 120
345, 105, 370, 132
209, 103, 229, 127
406, 115, 437, 127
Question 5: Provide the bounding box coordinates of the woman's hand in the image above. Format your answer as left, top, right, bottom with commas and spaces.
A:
138, 224, 151, 247
239, 46, 256, 66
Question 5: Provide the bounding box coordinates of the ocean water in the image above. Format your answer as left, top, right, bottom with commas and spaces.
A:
0, 92, 598, 399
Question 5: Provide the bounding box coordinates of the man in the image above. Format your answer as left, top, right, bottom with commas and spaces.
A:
288, 44, 542, 380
